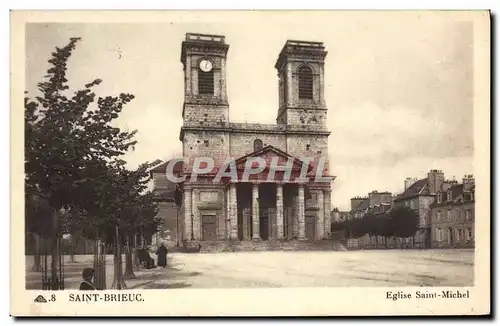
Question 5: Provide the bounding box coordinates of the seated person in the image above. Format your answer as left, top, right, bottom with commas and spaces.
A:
136, 248, 156, 269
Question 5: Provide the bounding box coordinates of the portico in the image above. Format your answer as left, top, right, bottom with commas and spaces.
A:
181, 145, 333, 243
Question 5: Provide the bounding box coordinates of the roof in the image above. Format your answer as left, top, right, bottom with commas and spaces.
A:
352, 198, 369, 212
449, 184, 464, 199
394, 178, 430, 201
149, 159, 184, 174
431, 183, 469, 208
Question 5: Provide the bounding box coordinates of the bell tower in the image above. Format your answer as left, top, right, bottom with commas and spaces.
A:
181, 33, 230, 126
274, 40, 328, 127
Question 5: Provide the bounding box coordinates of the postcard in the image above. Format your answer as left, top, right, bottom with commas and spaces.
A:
11, 10, 490, 316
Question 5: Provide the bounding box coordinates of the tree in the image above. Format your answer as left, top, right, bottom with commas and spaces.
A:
25, 193, 53, 271
375, 214, 393, 248
387, 206, 419, 249
25, 37, 137, 289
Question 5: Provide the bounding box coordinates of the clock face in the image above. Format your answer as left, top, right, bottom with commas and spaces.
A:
199, 59, 213, 72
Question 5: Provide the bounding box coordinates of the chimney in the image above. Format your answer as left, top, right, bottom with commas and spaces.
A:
404, 177, 418, 191
427, 169, 445, 195
463, 174, 475, 191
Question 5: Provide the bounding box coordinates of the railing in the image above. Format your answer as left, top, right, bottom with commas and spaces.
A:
186, 33, 225, 43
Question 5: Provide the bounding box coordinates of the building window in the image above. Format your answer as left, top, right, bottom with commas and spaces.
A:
447, 190, 452, 201
436, 192, 442, 204
467, 228, 473, 241
465, 209, 472, 221
447, 210, 452, 220
464, 192, 472, 201
411, 199, 417, 210
198, 69, 214, 95
436, 228, 442, 241
298, 65, 313, 100
437, 211, 442, 221
204, 140, 209, 147
456, 229, 461, 242
253, 139, 263, 152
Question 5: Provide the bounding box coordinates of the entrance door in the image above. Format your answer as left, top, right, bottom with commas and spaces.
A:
305, 216, 316, 240
260, 210, 269, 240
202, 215, 217, 241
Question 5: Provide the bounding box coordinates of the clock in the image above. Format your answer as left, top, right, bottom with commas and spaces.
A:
199, 59, 213, 72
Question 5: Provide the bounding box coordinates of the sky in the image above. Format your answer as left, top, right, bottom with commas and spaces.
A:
25, 12, 474, 211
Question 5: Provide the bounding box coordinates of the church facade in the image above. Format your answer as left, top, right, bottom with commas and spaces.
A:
150, 33, 335, 247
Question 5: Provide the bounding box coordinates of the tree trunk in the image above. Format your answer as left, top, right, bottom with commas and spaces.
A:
134, 233, 141, 269
93, 238, 106, 290
111, 225, 127, 290
50, 210, 62, 290
31, 233, 42, 272
375, 235, 379, 249
124, 234, 136, 279
412, 235, 416, 249
69, 235, 76, 263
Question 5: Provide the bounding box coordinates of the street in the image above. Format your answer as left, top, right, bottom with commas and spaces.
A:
25, 249, 474, 289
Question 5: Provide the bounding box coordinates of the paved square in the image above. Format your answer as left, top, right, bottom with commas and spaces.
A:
26, 249, 473, 289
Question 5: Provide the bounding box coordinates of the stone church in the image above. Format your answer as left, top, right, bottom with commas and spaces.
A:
150, 33, 335, 247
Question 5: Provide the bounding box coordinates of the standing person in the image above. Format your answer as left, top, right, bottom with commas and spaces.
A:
156, 243, 168, 268
79, 267, 98, 290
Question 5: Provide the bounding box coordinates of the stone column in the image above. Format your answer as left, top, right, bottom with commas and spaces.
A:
292, 196, 298, 238
298, 185, 306, 240
183, 187, 193, 241
324, 190, 332, 239
192, 190, 201, 240
225, 187, 230, 239
276, 184, 284, 239
252, 184, 260, 240
242, 208, 250, 240
316, 190, 324, 240
186, 55, 192, 95
230, 183, 238, 240
287, 63, 293, 106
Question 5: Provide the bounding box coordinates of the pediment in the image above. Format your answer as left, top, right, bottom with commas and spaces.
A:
234, 145, 310, 172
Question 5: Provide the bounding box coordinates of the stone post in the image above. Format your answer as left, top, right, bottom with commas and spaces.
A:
252, 184, 260, 240
183, 186, 192, 240
298, 185, 306, 240
324, 190, 332, 239
316, 190, 324, 240
276, 184, 284, 239
230, 183, 238, 240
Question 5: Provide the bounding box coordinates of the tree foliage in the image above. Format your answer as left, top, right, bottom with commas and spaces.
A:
25, 37, 137, 216
340, 206, 419, 240
25, 37, 159, 244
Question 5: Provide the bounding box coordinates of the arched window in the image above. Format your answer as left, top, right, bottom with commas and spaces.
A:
253, 139, 263, 152
298, 65, 313, 100
198, 69, 214, 95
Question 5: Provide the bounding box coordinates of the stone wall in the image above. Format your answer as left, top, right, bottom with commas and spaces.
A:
155, 201, 180, 246
418, 196, 435, 227
229, 132, 286, 158
182, 130, 230, 166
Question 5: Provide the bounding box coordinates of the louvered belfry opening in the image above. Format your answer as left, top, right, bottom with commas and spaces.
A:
198, 69, 214, 95
298, 65, 313, 100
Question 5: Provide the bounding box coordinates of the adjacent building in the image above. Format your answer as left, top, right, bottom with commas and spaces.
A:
430, 175, 475, 248
343, 170, 475, 250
